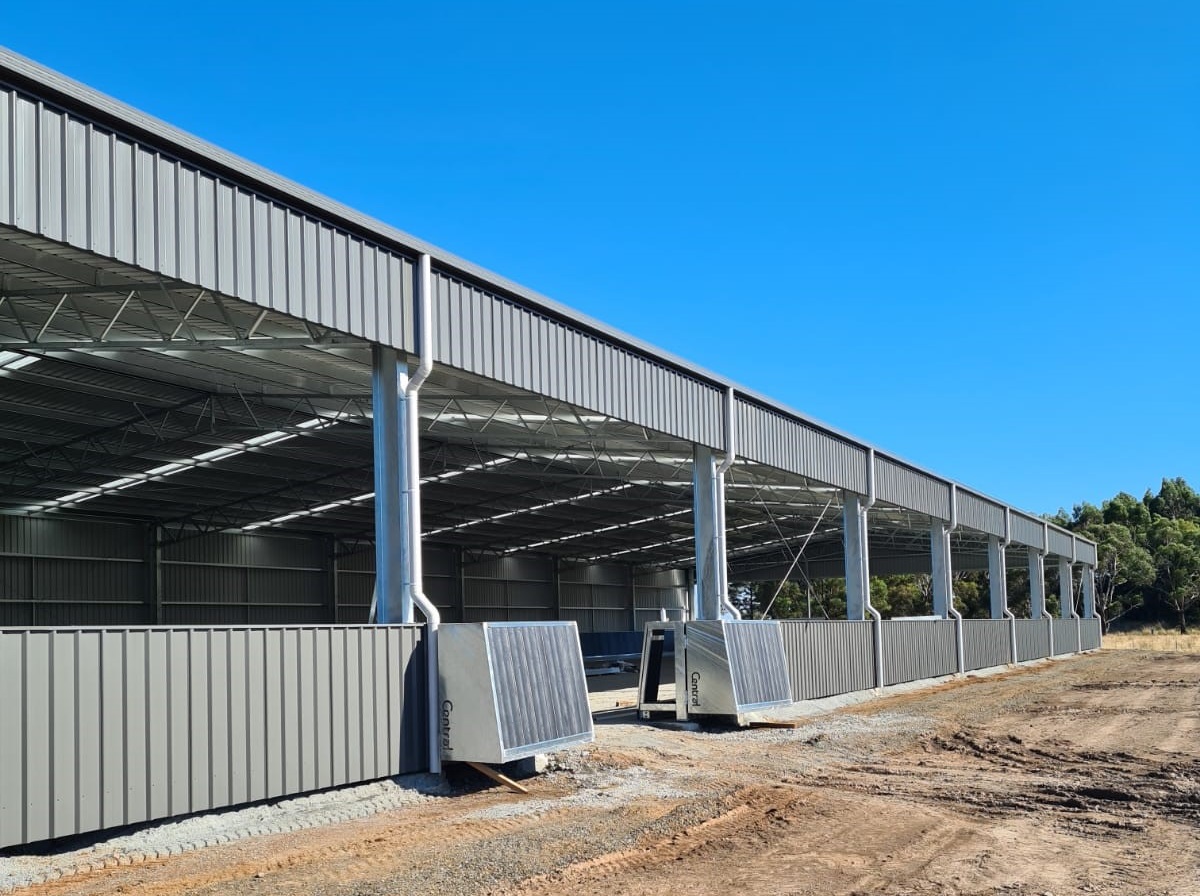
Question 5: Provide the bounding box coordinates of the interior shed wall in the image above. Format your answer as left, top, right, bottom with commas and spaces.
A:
0, 515, 686, 630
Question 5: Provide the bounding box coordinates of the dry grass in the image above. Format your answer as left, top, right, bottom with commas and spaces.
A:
1103, 629, 1200, 652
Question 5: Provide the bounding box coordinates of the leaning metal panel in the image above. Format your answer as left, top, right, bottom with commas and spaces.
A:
0, 624, 426, 850
438, 621, 593, 764
684, 620, 793, 719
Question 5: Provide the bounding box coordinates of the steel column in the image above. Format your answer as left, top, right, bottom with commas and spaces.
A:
1028, 548, 1046, 619
371, 345, 411, 624
987, 535, 1007, 619
1058, 557, 1074, 618
843, 493, 870, 621
931, 523, 952, 618
692, 445, 722, 620
1080, 565, 1097, 619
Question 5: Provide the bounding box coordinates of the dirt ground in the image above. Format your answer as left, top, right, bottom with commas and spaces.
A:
20, 649, 1200, 896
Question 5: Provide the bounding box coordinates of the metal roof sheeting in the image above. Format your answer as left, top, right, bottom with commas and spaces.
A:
0, 47, 1096, 560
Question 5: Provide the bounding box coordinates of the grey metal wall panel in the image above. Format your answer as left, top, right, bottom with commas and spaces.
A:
956, 490, 1006, 537
1047, 528, 1074, 558
0, 81, 415, 351
1014, 618, 1051, 662
881, 620, 957, 685
1080, 618, 1101, 650
875, 458, 951, 520
778, 620, 875, 699
1052, 618, 1079, 655
1075, 540, 1097, 567
633, 568, 688, 628
1009, 512, 1045, 549
736, 398, 868, 492
961, 619, 1011, 670
0, 624, 426, 850
431, 271, 724, 448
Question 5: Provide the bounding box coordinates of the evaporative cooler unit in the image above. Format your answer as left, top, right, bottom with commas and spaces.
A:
638, 620, 793, 724
438, 621, 594, 764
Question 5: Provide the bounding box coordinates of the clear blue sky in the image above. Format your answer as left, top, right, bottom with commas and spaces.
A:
5, 1, 1197, 515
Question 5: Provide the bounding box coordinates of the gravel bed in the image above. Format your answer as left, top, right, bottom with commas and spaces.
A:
0, 773, 447, 893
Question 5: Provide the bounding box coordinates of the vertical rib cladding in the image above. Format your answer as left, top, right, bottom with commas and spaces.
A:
1009, 512, 1045, 549
961, 619, 1012, 670
956, 491, 1006, 537
0, 516, 149, 626
735, 398, 867, 492
559, 563, 633, 634
0, 84, 414, 350
874, 458, 951, 520
1053, 618, 1080, 655
1075, 540, 1098, 566
1047, 528, 1074, 558
881, 620, 957, 685
777, 620, 875, 699
1014, 618, 1051, 662
721, 621, 792, 707
0, 625, 426, 849
429, 271, 724, 447
1080, 618, 1101, 650
485, 623, 593, 754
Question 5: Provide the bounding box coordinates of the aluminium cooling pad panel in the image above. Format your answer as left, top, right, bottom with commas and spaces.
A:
438, 621, 594, 764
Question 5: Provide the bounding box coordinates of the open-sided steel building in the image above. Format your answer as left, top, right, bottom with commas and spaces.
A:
0, 48, 1098, 849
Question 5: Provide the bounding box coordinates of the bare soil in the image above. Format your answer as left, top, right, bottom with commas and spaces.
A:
21, 650, 1200, 896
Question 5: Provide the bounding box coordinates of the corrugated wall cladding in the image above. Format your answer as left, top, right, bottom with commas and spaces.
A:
162, 531, 331, 626
778, 620, 875, 699
1014, 618, 1051, 662
0, 625, 426, 849
956, 491, 1006, 537
874, 458, 951, 520
462, 555, 555, 623
1053, 618, 1080, 655
962, 619, 1012, 670
1080, 618, 1101, 650
735, 398, 867, 493
1009, 512, 1046, 549
1047, 528, 1074, 558
431, 272, 724, 447
0, 84, 415, 350
881, 620, 957, 685
633, 568, 688, 629
1076, 541, 1097, 566
0, 516, 150, 626
559, 563, 633, 634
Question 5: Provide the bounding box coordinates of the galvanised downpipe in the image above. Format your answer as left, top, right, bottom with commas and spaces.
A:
405, 252, 442, 775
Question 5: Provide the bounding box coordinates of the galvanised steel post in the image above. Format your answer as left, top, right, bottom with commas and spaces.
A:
371, 344, 407, 626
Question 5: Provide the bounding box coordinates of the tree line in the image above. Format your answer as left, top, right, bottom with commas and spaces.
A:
735, 478, 1200, 634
